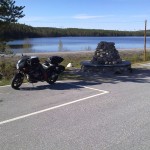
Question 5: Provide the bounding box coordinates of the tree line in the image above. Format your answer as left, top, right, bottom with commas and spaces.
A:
1, 23, 150, 41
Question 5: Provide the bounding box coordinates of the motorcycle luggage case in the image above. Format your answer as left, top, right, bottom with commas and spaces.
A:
47, 56, 64, 64
30, 56, 40, 66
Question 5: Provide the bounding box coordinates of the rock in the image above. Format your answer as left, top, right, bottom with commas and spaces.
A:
91, 41, 122, 65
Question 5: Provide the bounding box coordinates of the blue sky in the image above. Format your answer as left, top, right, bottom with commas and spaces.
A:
16, 0, 150, 31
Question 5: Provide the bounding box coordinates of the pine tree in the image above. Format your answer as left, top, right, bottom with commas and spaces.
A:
0, 0, 25, 23
0, 0, 25, 54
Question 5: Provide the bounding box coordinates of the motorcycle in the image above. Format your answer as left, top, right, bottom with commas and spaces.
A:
11, 55, 65, 89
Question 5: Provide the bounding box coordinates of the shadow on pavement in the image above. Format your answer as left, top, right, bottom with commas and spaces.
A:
19, 81, 100, 91
19, 67, 150, 91
65, 67, 150, 84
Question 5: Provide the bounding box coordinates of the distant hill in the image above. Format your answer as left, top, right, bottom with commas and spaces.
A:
0, 23, 149, 40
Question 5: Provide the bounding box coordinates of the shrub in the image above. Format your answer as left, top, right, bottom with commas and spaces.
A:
0, 58, 16, 80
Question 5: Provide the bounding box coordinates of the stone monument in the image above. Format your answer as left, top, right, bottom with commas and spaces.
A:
91, 41, 122, 65
80, 41, 132, 73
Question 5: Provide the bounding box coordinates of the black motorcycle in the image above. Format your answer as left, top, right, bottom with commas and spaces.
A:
11, 55, 65, 89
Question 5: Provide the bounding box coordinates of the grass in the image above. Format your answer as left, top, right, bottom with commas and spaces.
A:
0, 50, 150, 86
0, 79, 11, 86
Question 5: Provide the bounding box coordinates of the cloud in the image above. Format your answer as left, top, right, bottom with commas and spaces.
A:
73, 14, 107, 19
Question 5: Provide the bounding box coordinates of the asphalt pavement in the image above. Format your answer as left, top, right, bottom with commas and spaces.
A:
0, 65, 150, 150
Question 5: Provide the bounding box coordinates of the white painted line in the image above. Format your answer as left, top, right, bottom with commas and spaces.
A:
0, 91, 108, 125
72, 84, 107, 93
57, 81, 107, 92
0, 82, 29, 88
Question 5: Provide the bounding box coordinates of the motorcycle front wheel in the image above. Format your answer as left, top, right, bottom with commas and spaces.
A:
11, 73, 24, 89
46, 73, 58, 84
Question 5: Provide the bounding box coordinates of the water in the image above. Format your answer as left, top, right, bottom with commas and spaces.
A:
7, 36, 150, 53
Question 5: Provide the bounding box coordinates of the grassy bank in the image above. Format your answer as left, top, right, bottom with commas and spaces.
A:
0, 50, 150, 86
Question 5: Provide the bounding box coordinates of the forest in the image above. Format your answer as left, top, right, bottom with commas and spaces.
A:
1, 23, 150, 40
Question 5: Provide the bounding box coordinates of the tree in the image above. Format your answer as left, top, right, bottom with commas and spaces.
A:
0, 0, 25, 54
0, 0, 25, 23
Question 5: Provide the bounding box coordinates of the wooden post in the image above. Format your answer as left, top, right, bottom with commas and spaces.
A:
144, 20, 147, 61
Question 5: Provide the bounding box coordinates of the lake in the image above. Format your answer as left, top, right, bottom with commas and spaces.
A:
7, 36, 150, 53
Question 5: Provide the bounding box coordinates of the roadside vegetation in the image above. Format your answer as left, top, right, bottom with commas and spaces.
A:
0, 50, 150, 86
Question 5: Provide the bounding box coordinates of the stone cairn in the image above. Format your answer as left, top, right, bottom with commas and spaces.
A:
91, 41, 122, 65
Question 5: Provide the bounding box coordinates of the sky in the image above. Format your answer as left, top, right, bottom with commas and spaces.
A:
15, 0, 150, 31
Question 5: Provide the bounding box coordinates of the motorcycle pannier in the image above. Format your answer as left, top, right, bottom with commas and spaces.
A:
47, 56, 64, 65
30, 56, 40, 66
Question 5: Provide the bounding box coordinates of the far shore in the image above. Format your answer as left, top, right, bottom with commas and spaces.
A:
14, 48, 150, 57
1, 48, 150, 58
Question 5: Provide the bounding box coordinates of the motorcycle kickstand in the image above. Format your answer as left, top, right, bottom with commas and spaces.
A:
31, 83, 35, 88
31, 83, 35, 89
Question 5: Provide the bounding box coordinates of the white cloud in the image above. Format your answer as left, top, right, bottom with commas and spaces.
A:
73, 14, 108, 19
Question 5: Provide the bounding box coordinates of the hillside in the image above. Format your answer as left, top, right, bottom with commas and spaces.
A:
1, 23, 149, 40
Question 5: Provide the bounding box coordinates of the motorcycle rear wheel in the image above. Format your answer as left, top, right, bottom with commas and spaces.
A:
11, 73, 24, 89
47, 74, 58, 84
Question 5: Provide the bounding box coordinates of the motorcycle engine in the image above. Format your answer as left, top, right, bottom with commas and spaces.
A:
28, 67, 42, 82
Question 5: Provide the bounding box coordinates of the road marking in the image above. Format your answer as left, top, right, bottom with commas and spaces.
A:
0, 91, 108, 125
0, 81, 109, 125
57, 81, 107, 92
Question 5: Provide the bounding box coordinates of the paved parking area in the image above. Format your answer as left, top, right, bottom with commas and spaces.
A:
0, 81, 109, 125
1, 71, 150, 150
